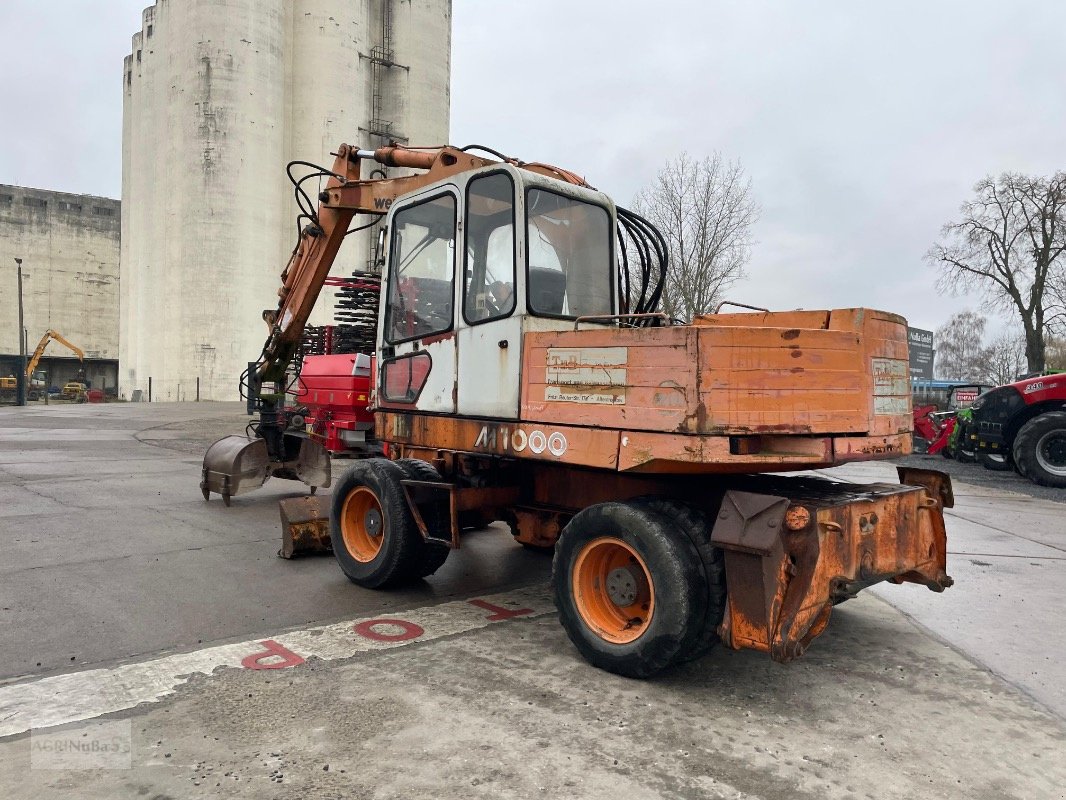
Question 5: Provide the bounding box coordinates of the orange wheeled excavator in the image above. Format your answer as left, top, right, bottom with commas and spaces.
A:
202, 143, 953, 677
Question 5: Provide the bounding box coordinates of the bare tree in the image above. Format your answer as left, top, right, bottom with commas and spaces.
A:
633, 153, 759, 321
1044, 335, 1066, 373
934, 310, 990, 381
984, 329, 1027, 385
928, 172, 1066, 372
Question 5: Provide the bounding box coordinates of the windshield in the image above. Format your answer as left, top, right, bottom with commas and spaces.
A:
526, 188, 612, 318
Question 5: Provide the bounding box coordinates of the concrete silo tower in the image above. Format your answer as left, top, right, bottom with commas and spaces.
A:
120, 0, 451, 401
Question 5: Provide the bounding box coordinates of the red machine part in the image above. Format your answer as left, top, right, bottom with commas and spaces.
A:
913, 404, 940, 442
913, 404, 956, 455
294, 354, 377, 455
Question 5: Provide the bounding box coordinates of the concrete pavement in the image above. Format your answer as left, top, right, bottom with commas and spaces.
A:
1, 402, 1064, 798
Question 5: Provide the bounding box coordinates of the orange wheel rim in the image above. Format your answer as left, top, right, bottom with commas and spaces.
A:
572, 536, 655, 644
341, 486, 385, 563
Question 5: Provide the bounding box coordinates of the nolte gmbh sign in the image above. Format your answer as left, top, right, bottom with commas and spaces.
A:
907, 327, 934, 381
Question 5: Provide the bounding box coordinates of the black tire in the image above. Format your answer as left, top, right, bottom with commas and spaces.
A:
552, 501, 707, 678
329, 459, 422, 588
631, 497, 726, 662
519, 541, 555, 554
979, 452, 1013, 472
954, 420, 978, 463
1015, 450, 1030, 478
394, 459, 451, 578
1013, 412, 1066, 488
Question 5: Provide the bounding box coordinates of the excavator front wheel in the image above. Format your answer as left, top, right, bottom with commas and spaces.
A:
552, 501, 708, 678
329, 459, 422, 589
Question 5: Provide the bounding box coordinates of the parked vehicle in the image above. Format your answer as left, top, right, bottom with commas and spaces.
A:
201, 143, 953, 677
61, 381, 88, 402
968, 372, 1066, 486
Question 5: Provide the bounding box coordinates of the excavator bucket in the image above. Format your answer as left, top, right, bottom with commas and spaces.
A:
200, 435, 271, 506
201, 434, 332, 506
279, 495, 332, 558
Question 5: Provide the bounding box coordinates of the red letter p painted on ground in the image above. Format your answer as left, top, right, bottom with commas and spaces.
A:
241, 639, 305, 670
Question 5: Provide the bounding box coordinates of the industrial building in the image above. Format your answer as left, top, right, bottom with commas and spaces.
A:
121, 0, 452, 401
0, 185, 120, 395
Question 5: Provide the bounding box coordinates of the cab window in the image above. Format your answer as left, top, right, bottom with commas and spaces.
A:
464, 173, 516, 324
526, 189, 612, 318
385, 194, 457, 344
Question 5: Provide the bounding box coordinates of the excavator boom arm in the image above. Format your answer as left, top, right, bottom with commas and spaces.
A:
258, 144, 503, 385
26, 329, 84, 378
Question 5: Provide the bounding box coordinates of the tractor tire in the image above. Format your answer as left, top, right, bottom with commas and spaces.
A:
631, 497, 726, 663
329, 459, 423, 588
956, 441, 977, 464
394, 459, 451, 579
979, 452, 1013, 472
1013, 412, 1066, 488
552, 501, 707, 678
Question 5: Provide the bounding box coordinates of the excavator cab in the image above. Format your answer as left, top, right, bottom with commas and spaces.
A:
376, 164, 618, 421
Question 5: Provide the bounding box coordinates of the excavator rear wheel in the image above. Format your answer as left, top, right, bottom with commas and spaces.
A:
631, 497, 726, 663
330, 459, 422, 588
394, 458, 451, 579
552, 501, 707, 678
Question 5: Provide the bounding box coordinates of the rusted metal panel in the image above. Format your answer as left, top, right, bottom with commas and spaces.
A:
521, 326, 698, 432
510, 506, 568, 549
279, 496, 331, 558
696, 325, 868, 435
520, 309, 913, 441
693, 309, 833, 330
711, 491, 792, 655
401, 478, 522, 549
379, 411, 621, 469
617, 430, 834, 473
710, 472, 953, 662
833, 433, 911, 461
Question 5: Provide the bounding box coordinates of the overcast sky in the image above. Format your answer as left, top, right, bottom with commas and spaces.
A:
1, 0, 1063, 331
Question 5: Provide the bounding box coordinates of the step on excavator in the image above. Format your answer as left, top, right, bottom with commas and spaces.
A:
202, 143, 953, 677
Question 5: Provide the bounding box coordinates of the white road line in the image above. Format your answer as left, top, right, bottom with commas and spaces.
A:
0, 586, 554, 738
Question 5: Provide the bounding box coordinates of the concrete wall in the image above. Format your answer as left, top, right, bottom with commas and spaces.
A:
121, 0, 452, 401
0, 185, 120, 365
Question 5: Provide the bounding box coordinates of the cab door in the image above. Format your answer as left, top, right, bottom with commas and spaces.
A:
457, 171, 522, 419
377, 189, 459, 414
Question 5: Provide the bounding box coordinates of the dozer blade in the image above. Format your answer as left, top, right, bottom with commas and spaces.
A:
279, 495, 332, 558
201, 435, 271, 506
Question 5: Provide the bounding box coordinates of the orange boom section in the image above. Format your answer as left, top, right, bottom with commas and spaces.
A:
520, 308, 911, 473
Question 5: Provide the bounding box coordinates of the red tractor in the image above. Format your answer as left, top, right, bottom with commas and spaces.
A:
967, 372, 1066, 486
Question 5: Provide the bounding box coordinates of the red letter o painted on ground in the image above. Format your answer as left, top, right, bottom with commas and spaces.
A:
353, 618, 424, 642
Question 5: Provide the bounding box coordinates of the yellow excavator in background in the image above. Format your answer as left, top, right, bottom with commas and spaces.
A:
0, 330, 85, 401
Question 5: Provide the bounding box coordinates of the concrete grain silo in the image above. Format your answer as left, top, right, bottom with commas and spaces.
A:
121, 0, 451, 401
